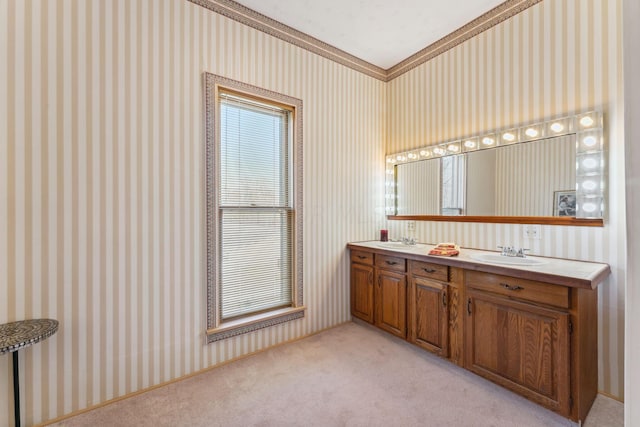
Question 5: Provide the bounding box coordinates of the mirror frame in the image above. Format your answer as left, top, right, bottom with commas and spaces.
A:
385, 112, 605, 227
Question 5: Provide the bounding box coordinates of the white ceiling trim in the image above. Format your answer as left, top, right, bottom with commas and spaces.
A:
189, 0, 543, 82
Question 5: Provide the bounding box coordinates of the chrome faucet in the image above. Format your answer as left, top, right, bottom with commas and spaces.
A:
498, 246, 529, 258
401, 236, 418, 246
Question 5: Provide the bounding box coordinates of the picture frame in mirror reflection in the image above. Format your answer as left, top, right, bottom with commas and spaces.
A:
554, 190, 577, 217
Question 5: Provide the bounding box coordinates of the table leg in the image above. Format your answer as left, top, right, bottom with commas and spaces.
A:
13, 351, 20, 427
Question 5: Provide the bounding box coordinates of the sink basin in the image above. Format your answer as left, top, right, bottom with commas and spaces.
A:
470, 253, 548, 266
377, 242, 428, 251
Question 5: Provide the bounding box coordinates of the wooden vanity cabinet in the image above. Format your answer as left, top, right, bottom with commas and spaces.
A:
375, 254, 407, 338
465, 289, 571, 415
350, 250, 375, 323
464, 270, 597, 421
348, 245, 604, 422
408, 261, 450, 357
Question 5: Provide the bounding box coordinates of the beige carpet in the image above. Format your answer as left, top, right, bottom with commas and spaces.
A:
49, 321, 623, 427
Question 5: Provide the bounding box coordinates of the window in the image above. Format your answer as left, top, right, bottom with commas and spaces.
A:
441, 155, 466, 215
205, 74, 304, 343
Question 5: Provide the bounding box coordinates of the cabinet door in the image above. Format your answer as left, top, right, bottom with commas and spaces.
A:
409, 277, 448, 357
350, 263, 375, 323
465, 291, 570, 415
376, 269, 407, 338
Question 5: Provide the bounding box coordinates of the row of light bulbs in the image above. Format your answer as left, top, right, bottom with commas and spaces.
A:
385, 111, 605, 218
387, 112, 602, 165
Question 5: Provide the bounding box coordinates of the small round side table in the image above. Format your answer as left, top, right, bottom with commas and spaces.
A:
0, 319, 59, 427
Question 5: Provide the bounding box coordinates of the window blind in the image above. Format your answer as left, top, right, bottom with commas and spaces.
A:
219, 92, 293, 320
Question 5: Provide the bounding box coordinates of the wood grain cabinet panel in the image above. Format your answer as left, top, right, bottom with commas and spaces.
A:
409, 260, 449, 282
466, 270, 569, 309
375, 269, 407, 338
409, 277, 448, 356
351, 250, 374, 265
465, 290, 570, 416
350, 262, 374, 323
375, 254, 407, 272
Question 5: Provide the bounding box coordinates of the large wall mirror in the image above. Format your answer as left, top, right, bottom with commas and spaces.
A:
385, 112, 605, 226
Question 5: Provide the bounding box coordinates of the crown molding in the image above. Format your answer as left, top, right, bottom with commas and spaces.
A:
386, 0, 544, 80
189, 0, 543, 82
189, 0, 387, 81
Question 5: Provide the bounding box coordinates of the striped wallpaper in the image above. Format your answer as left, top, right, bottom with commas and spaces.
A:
0, 0, 386, 425
494, 135, 575, 215
396, 160, 440, 215
386, 0, 625, 399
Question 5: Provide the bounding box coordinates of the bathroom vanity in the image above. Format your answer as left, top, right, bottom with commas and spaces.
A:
347, 241, 610, 422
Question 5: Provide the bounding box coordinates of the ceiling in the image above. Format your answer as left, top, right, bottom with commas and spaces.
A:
233, 0, 507, 70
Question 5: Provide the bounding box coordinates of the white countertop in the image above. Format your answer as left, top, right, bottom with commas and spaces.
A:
348, 241, 611, 289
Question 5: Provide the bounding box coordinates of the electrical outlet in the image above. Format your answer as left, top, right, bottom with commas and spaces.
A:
407, 221, 416, 232
522, 224, 541, 240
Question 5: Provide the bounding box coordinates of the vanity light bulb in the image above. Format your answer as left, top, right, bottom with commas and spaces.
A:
397, 155, 406, 162
502, 133, 515, 142
582, 136, 597, 147
386, 158, 393, 163
408, 153, 417, 159
420, 150, 430, 157
550, 122, 564, 133
464, 140, 476, 148
448, 144, 460, 152
482, 137, 495, 146
582, 158, 598, 169
582, 203, 597, 213
386, 169, 394, 175
525, 128, 539, 137
433, 148, 446, 155
582, 180, 598, 191
580, 116, 595, 127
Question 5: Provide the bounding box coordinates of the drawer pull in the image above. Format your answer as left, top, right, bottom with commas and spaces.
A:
501, 283, 524, 291
357, 255, 368, 259
386, 261, 399, 265
422, 268, 437, 273
442, 293, 447, 307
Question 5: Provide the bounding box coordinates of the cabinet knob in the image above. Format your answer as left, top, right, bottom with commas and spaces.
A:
386, 261, 399, 265
500, 283, 524, 291
423, 268, 436, 273
358, 255, 367, 259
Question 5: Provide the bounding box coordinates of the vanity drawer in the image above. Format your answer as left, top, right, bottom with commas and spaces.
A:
351, 250, 374, 265
375, 254, 406, 272
409, 260, 449, 282
466, 271, 569, 309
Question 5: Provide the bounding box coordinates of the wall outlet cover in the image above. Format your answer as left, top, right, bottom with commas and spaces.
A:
407, 221, 416, 232
522, 224, 542, 240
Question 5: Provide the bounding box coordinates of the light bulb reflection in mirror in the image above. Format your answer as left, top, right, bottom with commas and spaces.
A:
550, 122, 564, 133
580, 116, 594, 127
502, 132, 515, 142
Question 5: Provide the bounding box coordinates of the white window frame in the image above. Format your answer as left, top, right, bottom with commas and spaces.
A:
204, 73, 304, 343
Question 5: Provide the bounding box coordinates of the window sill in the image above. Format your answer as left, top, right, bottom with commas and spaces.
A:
206, 306, 306, 343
